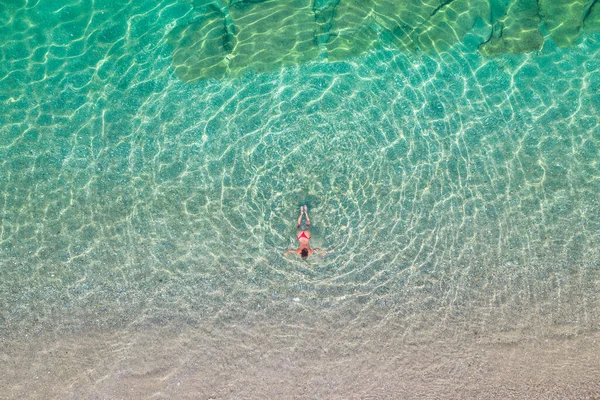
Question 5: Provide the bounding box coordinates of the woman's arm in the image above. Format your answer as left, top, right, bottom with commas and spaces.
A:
313, 248, 326, 256
284, 250, 295, 256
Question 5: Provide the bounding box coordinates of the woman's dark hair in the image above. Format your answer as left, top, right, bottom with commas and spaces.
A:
301, 248, 309, 260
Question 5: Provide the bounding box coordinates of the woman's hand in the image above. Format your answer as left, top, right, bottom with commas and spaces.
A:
314, 248, 326, 256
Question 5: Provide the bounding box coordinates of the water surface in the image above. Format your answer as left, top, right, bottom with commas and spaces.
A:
1, 0, 600, 398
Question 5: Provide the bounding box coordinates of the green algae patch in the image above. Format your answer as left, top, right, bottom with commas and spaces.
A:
480, 0, 543, 55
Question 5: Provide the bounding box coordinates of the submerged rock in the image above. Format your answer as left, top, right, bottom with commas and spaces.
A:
324, 0, 381, 61
539, 0, 595, 47
229, 0, 319, 73
412, 0, 491, 53
480, 0, 543, 55
167, 0, 600, 81
168, 6, 233, 82
584, 0, 600, 32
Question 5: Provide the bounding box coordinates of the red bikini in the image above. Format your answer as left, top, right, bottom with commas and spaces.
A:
297, 231, 311, 240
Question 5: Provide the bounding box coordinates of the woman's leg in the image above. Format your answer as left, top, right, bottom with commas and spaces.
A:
297, 206, 304, 228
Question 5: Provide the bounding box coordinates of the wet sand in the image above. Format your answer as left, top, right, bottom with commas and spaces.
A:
3, 321, 599, 400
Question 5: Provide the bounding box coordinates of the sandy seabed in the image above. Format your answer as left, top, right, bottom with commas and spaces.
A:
2, 319, 599, 400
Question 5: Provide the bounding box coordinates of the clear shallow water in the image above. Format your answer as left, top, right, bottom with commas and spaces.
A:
1, 0, 600, 397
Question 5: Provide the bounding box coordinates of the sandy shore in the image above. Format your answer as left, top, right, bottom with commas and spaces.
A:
2, 319, 599, 400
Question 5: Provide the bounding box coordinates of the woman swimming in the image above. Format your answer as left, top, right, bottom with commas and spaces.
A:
284, 205, 326, 260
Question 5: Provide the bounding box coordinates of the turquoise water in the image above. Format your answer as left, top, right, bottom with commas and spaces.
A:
1, 0, 600, 397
